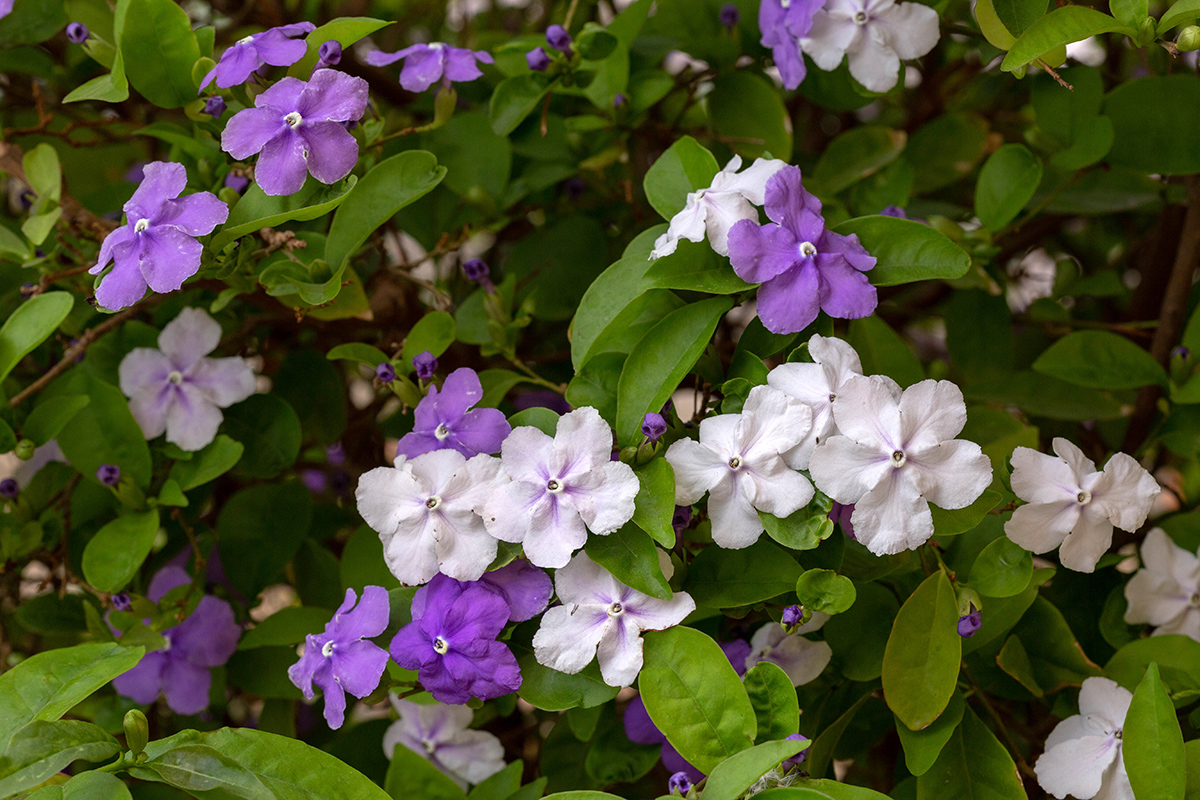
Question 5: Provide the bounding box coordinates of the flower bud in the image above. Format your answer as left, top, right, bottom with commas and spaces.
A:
326, 442, 347, 466
546, 24, 572, 53
0, 478, 18, 500
957, 604, 982, 638
672, 505, 692, 533
667, 772, 692, 796
376, 362, 397, 385
1135, 16, 1157, 46
203, 96, 226, 118
66, 22, 90, 44
1178, 25, 1200, 51
781, 733, 810, 770
781, 604, 812, 633
97, 464, 121, 487
463, 258, 490, 282
123, 709, 149, 756
111, 592, 132, 612
719, 3, 740, 28
413, 351, 438, 380
613, 93, 627, 108
318, 40, 343, 67
225, 174, 250, 194
13, 439, 35, 461
526, 46, 551, 72
641, 412, 666, 442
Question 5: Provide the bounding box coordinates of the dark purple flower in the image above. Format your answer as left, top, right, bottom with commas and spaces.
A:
613, 93, 627, 107
624, 696, 706, 783
829, 501, 856, 540
672, 505, 693, 534
728, 166, 877, 334
17, 190, 34, 211
390, 574, 522, 705
477, 560, 553, 622
642, 412, 667, 442
397, 368, 511, 459
97, 464, 121, 487
317, 40, 342, 68
111, 593, 132, 612
365, 43, 494, 93
200, 22, 316, 90
376, 362, 397, 384
124, 162, 147, 184
463, 258, 490, 282
958, 605, 982, 638
0, 479, 18, 499
668, 772, 692, 795
720, 639, 752, 676
413, 351, 438, 380
66, 22, 89, 44
546, 24, 572, 53
880, 205, 907, 218
564, 177, 587, 199
203, 96, 227, 118
781, 604, 804, 628
526, 46, 551, 72
782, 733, 810, 769
720, 4, 741, 28
288, 586, 390, 729
326, 442, 347, 465
758, 0, 823, 90
222, 70, 368, 197
224, 174, 250, 194
89, 162, 229, 311
112, 566, 241, 715
301, 469, 328, 493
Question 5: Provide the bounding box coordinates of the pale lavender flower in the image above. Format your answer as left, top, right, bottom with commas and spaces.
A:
113, 566, 241, 715
745, 620, 831, 686
1035, 677, 1132, 800
66, 23, 89, 44
1124, 528, 1200, 642
200, 22, 316, 90
414, 351, 438, 380
221, 70, 368, 196
957, 605, 982, 637
365, 43, 494, 93
203, 96, 226, 118
97, 464, 120, 487
759, 0, 823, 90
0, 0, 14, 20
397, 368, 511, 460
118, 308, 256, 452
642, 412, 667, 442
288, 586, 390, 729
382, 698, 506, 789
728, 166, 877, 335
669, 773, 693, 795
527, 46, 551, 72
802, 0, 940, 93
90, 162, 229, 311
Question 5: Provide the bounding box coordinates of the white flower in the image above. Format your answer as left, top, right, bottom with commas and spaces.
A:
650, 156, 787, 259
1035, 677, 1133, 800
809, 376, 992, 556
665, 385, 815, 549
1123, 528, 1200, 642
0, 440, 66, 488
532, 551, 695, 687
481, 407, 639, 569
802, 0, 940, 94
1006, 248, 1057, 312
356, 450, 504, 585
383, 697, 506, 789
1005, 438, 1159, 573
745, 620, 832, 686
767, 334, 863, 469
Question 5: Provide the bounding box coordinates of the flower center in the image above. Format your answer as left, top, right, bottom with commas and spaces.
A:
160, 634, 172, 652
285, 111, 303, 129
547, 479, 563, 493
1114, 728, 1123, 739
238, 34, 255, 45
853, 10, 868, 23
433, 636, 449, 654
728, 456, 742, 470
435, 423, 450, 441
167, 370, 184, 384
426, 495, 441, 510
422, 738, 438, 754
799, 241, 818, 257
134, 218, 151, 233
1190, 592, 1200, 608
891, 450, 907, 468
1076, 490, 1092, 505
606, 602, 623, 617
828, 393, 836, 403
321, 640, 335, 657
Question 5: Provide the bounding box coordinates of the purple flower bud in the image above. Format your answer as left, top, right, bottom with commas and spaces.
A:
719, 4, 740, 28
97, 464, 121, 487
1173, 346, 1191, 360
318, 40, 342, 67
642, 412, 667, 442
203, 96, 226, 118
563, 177, 587, 199
613, 93, 627, 108
672, 505, 692, 533
111, 593, 132, 612
782, 733, 810, 769
463, 258, 490, 282
0, 479, 18, 499
19, 283, 36, 298
17, 189, 35, 210
526, 46, 551, 72
880, 205, 908, 218
957, 605, 982, 638
546, 24, 572, 52
781, 605, 804, 627
330, 470, 351, 496
224, 174, 250, 194
301, 469, 328, 494
376, 362, 397, 384
326, 442, 346, 466
668, 772, 692, 796
66, 22, 89, 44
413, 351, 438, 380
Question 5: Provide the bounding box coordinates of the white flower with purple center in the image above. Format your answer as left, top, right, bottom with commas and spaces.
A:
382, 698, 507, 790
767, 333, 864, 468
481, 407, 639, 569
801, 0, 941, 93
666, 385, 815, 549
532, 551, 696, 687
118, 308, 256, 452
365, 42, 494, 93
1035, 677, 1133, 800
199, 22, 316, 90
1123, 528, 1200, 642
1005, 438, 1159, 573
809, 376, 992, 556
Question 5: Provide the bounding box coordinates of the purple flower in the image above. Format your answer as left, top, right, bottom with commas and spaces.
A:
880, 205, 907, 218
958, 605, 982, 638
66, 22, 89, 44
728, 166, 877, 335
526, 46, 551, 72
613, 93, 627, 107
383, 699, 507, 789
377, 362, 397, 384
112, 566, 241, 715
365, 43, 494, 93
200, 22, 316, 90
624, 696, 706, 783
463, 258, 490, 282
546, 24, 572, 53
672, 505, 693, 533
829, 501, 856, 540
224, 174, 250, 194
413, 351, 438, 380
390, 574, 522, 705
222, 70, 368, 197
97, 464, 121, 487
782, 733, 810, 769
720, 4, 741, 28
118, 308, 256, 452
288, 586, 390, 729
111, 593, 132, 612
0, 0, 12, 20
781, 604, 804, 628
721, 639, 753, 675
0, 479, 18, 499
758, 0, 823, 90
326, 442, 347, 465
301, 469, 328, 493
668, 772, 693, 795
396, 368, 511, 459
642, 412, 667, 442
477, 559, 553, 622
317, 40, 342, 68
203, 96, 226, 118
89, 162, 229, 311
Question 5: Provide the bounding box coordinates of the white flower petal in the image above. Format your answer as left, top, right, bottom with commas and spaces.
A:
851, 471, 933, 555
522, 494, 588, 568
596, 618, 647, 687
1010, 446, 1080, 505
710, 157, 787, 206
1091, 452, 1158, 532
650, 193, 708, 260
802, 11, 858, 71
1005, 501, 1078, 555
157, 306, 222, 368
809, 435, 890, 503
1036, 734, 1119, 800
898, 380, 967, 452
1078, 676, 1132, 727
1059, 508, 1115, 573
878, 0, 941, 60
575, 460, 640, 535
740, 385, 814, 463
708, 472, 766, 548
1052, 437, 1099, 484
666, 436, 728, 504
500, 425, 556, 483
909, 439, 992, 510
1124, 529, 1195, 629
829, 374, 903, 450
554, 407, 615, 478
846, 33, 902, 94
702, 192, 759, 256
532, 603, 610, 675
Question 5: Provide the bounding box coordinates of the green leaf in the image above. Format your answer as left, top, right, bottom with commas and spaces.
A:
289, 17, 391, 77
807, 691, 871, 779
810, 126, 907, 196
639, 626, 757, 774
212, 176, 357, 251
25, 770, 133, 800
222, 394, 303, 479
1014, 596, 1102, 691
571, 256, 666, 369
744, 662, 801, 743
81, 509, 160, 593
997, 635, 1044, 696
1001, 7, 1135, 71
0, 720, 119, 798
930, 490, 1001, 537
490, 74, 554, 136
1111, 0, 1150, 27
1105, 635, 1200, 692
385, 743, 467, 800
507, 407, 560, 436
131, 744, 272, 799
1033, 330, 1168, 389
0, 292, 72, 383
703, 739, 809, 800
684, 539, 804, 608
168, 434, 245, 491
402, 312, 457, 371
993, 0, 1050, 35
833, 216, 971, 287
632, 458, 677, 547
566, 353, 624, 424
642, 240, 751, 295
915, 707, 1026, 799
969, 536, 1033, 598
511, 631, 620, 711
22, 395, 89, 447
585, 523, 671, 600
764, 779, 893, 799
217, 482, 313, 599
883, 571, 962, 731
760, 502, 836, 552
118, 0, 200, 107
467, 762, 523, 800
824, 582, 899, 682
1159, 0, 1200, 31
848, 316, 924, 387
327, 343, 390, 367
1124, 662, 1188, 800
708, 71, 793, 162
23, 143, 60, 202
45, 370, 152, 488
795, 569, 857, 615
907, 112, 990, 193
643, 136, 720, 220
239, 607, 333, 650
615, 296, 732, 444
975, 145, 1043, 231
1106, 75, 1200, 176
273, 348, 348, 446
895, 690, 965, 777
962, 569, 1051, 655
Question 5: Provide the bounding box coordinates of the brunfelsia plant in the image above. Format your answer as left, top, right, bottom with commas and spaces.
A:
4, 0, 1200, 798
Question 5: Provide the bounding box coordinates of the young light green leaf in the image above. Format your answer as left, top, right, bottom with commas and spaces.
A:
401, 312, 456, 371
743, 662, 801, 743
795, 569, 857, 615
970, 536, 1033, 598
702, 738, 809, 800
0, 291, 73, 383
882, 571, 962, 731
489, 74, 554, 137
1001, 6, 1135, 71
129, 744, 272, 799
1125, 662, 1187, 800
833, 216, 971, 287
642, 136, 720, 220
168, 434, 245, 491
81, 509, 160, 593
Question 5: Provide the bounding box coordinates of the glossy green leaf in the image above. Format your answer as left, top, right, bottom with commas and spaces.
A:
1106, 75, 1200, 176
22, 395, 89, 446
1001, 7, 1135, 71
915, 708, 1025, 799
1033, 330, 1168, 389
643, 137, 721, 220
385, 744, 467, 800
795, 569, 857, 615
81, 509, 160, 593
642, 240, 751, 295
632, 458, 677, 547
833, 216, 971, 287
512, 632, 620, 711
212, 176, 357, 251
1105, 635, 1200, 692
119, 0, 200, 107
585, 523, 671, 600
993, 0, 1050, 35
931, 490, 1001, 537
490, 74, 554, 136
824, 582, 899, 682
896, 691, 965, 777
327, 343, 390, 367
703, 738, 809, 800
45, 370, 152, 488
239, 607, 333, 650
760, 501, 836, 552
168, 434, 245, 491
1125, 662, 1188, 800
1159, 0, 1200, 31
401, 312, 456, 371
0, 720, 119, 797
807, 691, 871, 779
222, 394, 303, 479
708, 72, 793, 161
0, 292, 72, 383
883, 571, 962, 731
570, 256, 656, 370
970, 536, 1033, 598
25, 770, 132, 800
811, 126, 906, 196
216, 482, 313, 599
131, 744, 272, 799
684, 539, 804, 608
744, 662, 801, 743
848, 316, 924, 387
1015, 596, 1102, 691
975, 145, 1043, 230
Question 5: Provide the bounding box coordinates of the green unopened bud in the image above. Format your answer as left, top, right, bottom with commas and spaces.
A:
13, 439, 35, 461
1136, 16, 1157, 46
1177, 25, 1200, 51
123, 709, 149, 756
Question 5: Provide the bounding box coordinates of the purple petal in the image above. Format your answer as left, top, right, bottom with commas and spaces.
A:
170, 595, 240, 667
364, 44, 423, 67
222, 108, 283, 160
126, 384, 172, 441
419, 658, 473, 705
757, 263, 822, 335
439, 585, 510, 643
390, 623, 437, 671
160, 657, 213, 715
94, 225, 137, 272
772, 41, 807, 91
661, 742, 706, 782
125, 162, 185, 221
763, 166, 823, 235
252, 23, 316, 67
728, 218, 799, 284
442, 48, 486, 83
331, 585, 390, 641
784, 0, 824, 38
759, 0, 787, 46
395, 431, 442, 460
300, 122, 359, 185
255, 76, 307, 112
186, 357, 255, 407
147, 565, 192, 601
287, 637, 327, 699
156, 193, 229, 237
815, 253, 878, 321
255, 129, 309, 197
332, 639, 390, 697
94, 255, 149, 311
398, 46, 447, 92
720, 639, 752, 675
112, 651, 167, 704
297, 69, 369, 122
209, 43, 263, 90
437, 369, 485, 419
448, 408, 511, 457
461, 641, 521, 699
480, 560, 552, 622
316, 671, 348, 728
138, 226, 203, 294
623, 695, 665, 745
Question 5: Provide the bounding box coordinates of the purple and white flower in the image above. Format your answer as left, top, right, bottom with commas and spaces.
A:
383, 698, 507, 789
809, 376, 992, 556
397, 368, 511, 460
481, 407, 640, 569
365, 43, 494, 93
1124, 528, 1200, 642
745, 617, 832, 686
476, 559, 554, 622
759, 0, 824, 90
221, 70, 368, 196
728, 166, 877, 335
200, 22, 316, 90
90, 162, 229, 311
767, 333, 864, 468
288, 586, 390, 729
802, 0, 940, 94
1035, 677, 1133, 800
118, 308, 256, 452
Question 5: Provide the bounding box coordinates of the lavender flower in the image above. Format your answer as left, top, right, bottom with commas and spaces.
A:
0, 479, 18, 499
90, 162, 229, 311
118, 307, 256, 452
200, 22, 316, 90
829, 501, 856, 539
477, 559, 553, 622
221, 70, 368, 197
0, 1, 14, 20
463, 258, 490, 281
203, 96, 226, 118
546, 24, 572, 53
112, 567, 241, 715
365, 43, 494, 93
957, 605, 982, 638
326, 442, 347, 465
728, 166, 877, 335
759, 0, 823, 90
746, 620, 831, 686
317, 40, 342, 68
881, 205, 907, 218
781, 604, 804, 628
97, 464, 121, 487
66, 23, 89, 44
781, 734, 810, 769
413, 351, 438, 380
390, 574, 522, 704
642, 412, 667, 442
613, 93, 627, 107
288, 586, 391, 729
526, 46, 551, 72
224, 174, 250, 194
377, 362, 396, 384
396, 368, 511, 460
720, 4, 741, 28
669, 772, 693, 795
111, 593, 132, 612
383, 698, 507, 789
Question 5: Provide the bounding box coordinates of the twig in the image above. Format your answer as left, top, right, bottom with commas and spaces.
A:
963, 664, 1036, 779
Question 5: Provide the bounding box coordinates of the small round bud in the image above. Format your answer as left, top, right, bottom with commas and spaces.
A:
641, 412, 666, 442
111, 592, 132, 612
781, 605, 804, 627
463, 258, 490, 282
13, 439, 35, 461
301, 469, 328, 493
613, 93, 627, 108
97, 464, 121, 487
719, 4, 740, 28
1178, 25, 1200, 51
781, 733, 810, 770
376, 362, 397, 385
224, 174, 250, 194
203, 96, 226, 118
0, 478, 18, 499
546, 24, 572, 52
413, 350, 438, 380
326, 442, 346, 466
667, 772, 692, 796
1173, 346, 1191, 360
672, 505, 692, 533
957, 604, 982, 638
66, 22, 90, 44
880, 205, 907, 218
318, 40, 343, 66
123, 709, 150, 756
526, 46, 551, 72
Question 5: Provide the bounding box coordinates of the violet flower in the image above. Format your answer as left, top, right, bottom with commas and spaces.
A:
203, 96, 226, 118
288, 586, 391, 729
672, 505, 693, 534
97, 464, 120, 487
112, 567, 241, 715
413, 351, 438, 380
118, 308, 256, 452
477, 559, 553, 622
221, 70, 369, 197
759, 0, 824, 90
721, 4, 741, 28
546, 24, 572, 53
669, 772, 693, 795
957, 605, 982, 638
365, 43, 494, 93
66, 22, 89, 44
377, 362, 397, 384
829, 501, 856, 539
0, 479, 17, 499
382, 698, 507, 789
90, 162, 229, 311
782, 734, 811, 769
642, 412, 667, 442
317, 40, 342, 68
224, 174, 250, 194
728, 166, 877, 335
200, 22, 316, 90
396, 368, 511, 460
390, 574, 522, 704
527, 46, 551, 72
